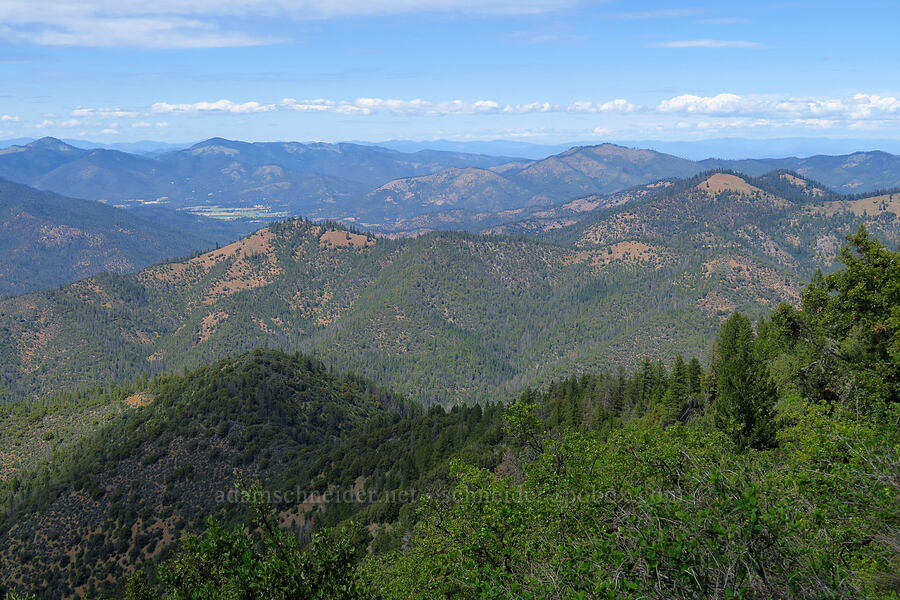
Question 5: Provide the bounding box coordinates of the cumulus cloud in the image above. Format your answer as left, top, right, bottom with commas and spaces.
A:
152, 99, 277, 114
0, 114, 19, 122
567, 99, 636, 113
658, 93, 758, 114
657, 93, 900, 119
142, 93, 900, 125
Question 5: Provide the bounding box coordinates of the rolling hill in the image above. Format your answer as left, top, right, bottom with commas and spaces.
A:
1, 170, 897, 407
0, 179, 253, 297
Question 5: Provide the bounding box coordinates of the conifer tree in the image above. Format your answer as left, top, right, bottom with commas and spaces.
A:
712, 313, 777, 449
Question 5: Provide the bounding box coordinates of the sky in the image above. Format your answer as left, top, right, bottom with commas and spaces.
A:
1, 0, 898, 146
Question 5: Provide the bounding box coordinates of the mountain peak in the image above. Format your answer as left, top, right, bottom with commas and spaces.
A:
28, 137, 79, 152
696, 172, 763, 196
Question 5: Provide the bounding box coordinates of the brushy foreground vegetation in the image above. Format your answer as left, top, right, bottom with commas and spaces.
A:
1, 226, 898, 599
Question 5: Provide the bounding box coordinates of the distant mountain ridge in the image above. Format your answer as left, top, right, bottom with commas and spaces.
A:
0, 178, 254, 296
0, 137, 518, 224
3, 137, 897, 234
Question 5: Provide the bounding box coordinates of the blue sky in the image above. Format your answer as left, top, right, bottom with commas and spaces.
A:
1, 1, 898, 145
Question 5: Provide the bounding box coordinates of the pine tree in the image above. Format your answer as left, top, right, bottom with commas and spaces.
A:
712, 313, 777, 450
664, 354, 689, 408
687, 357, 702, 395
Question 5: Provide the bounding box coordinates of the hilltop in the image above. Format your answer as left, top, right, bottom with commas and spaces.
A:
0, 349, 499, 597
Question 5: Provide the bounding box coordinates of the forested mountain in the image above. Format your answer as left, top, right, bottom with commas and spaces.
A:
705, 150, 900, 193
0, 138, 516, 224
1, 170, 897, 407
1, 229, 897, 598
0, 179, 253, 296
359, 144, 702, 223
0, 349, 500, 597
3, 138, 897, 234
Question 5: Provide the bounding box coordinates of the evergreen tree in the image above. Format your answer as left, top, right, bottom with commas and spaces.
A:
712, 313, 777, 449
664, 354, 689, 408
687, 357, 702, 395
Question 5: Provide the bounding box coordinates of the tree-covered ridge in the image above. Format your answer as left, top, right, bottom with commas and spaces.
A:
0, 349, 501, 598
1, 228, 898, 599
368, 227, 899, 600
2, 171, 899, 407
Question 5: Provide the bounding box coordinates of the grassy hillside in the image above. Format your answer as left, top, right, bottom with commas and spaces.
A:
1, 171, 898, 406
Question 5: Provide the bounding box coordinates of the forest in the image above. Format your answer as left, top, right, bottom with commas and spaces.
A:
0, 225, 897, 598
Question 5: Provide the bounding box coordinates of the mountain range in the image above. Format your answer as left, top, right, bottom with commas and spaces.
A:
2, 169, 897, 408
2, 137, 899, 239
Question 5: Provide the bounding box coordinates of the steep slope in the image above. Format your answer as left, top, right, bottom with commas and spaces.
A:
0, 179, 251, 296
0, 138, 88, 181
0, 349, 499, 598
2, 171, 897, 407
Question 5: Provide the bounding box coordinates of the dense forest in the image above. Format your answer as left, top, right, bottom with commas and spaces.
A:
2, 170, 898, 410
1, 226, 897, 598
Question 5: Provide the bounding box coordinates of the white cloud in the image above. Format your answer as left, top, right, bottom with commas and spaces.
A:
1, 114, 19, 122
143, 93, 900, 125
131, 121, 152, 128
100, 128, 119, 134
567, 99, 636, 113
150, 97, 637, 117
658, 93, 757, 114
71, 107, 141, 118
655, 39, 767, 49
35, 119, 54, 128
657, 93, 900, 120
60, 119, 83, 127
152, 99, 277, 114
0, 0, 578, 48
